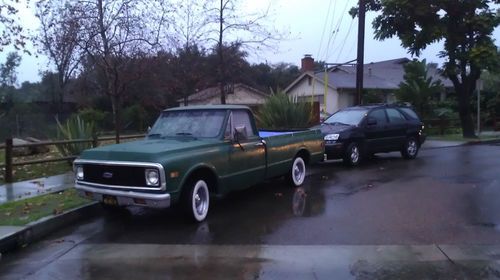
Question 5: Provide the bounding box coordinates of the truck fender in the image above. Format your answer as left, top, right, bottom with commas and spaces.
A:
179, 163, 219, 194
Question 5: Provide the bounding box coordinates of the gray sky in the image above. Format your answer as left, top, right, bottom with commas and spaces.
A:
2, 0, 500, 84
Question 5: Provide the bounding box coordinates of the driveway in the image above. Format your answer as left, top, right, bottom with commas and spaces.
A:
1, 144, 500, 279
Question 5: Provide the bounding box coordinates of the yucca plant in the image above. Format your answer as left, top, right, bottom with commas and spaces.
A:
55, 115, 97, 157
256, 91, 314, 130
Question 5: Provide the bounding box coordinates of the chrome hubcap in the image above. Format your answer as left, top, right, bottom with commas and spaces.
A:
194, 183, 208, 216
294, 164, 304, 183
407, 140, 417, 156
351, 146, 359, 163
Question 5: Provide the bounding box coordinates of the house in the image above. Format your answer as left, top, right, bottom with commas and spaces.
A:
284, 55, 453, 115
178, 83, 269, 107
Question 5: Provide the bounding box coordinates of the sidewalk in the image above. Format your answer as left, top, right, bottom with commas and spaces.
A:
0, 172, 98, 255
0, 172, 74, 205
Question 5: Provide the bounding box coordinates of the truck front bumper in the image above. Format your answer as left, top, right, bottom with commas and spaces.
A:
75, 183, 171, 209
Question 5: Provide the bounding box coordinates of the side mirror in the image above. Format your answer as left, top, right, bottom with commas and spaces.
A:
367, 117, 377, 126
233, 125, 247, 142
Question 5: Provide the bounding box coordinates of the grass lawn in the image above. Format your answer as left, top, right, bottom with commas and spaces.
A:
0, 147, 73, 185
0, 188, 92, 226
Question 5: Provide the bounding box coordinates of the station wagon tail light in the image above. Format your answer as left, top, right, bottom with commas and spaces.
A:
75, 165, 84, 180
324, 134, 340, 141
145, 169, 160, 186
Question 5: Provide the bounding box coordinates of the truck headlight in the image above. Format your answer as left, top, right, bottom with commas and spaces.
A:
75, 165, 84, 180
324, 134, 340, 141
145, 169, 160, 186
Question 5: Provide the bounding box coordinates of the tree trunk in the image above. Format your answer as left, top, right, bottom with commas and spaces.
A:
111, 95, 121, 144
218, 0, 226, 104
456, 86, 476, 138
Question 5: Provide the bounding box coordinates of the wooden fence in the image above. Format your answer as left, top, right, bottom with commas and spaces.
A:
0, 134, 144, 183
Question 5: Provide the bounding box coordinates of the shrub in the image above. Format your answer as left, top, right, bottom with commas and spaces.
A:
78, 108, 109, 131
256, 91, 314, 130
55, 115, 97, 157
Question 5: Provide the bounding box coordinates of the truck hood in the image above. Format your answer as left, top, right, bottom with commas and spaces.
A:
79, 138, 218, 162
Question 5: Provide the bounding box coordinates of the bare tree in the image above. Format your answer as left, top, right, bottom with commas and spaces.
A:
206, 0, 284, 104
69, 0, 170, 142
35, 0, 82, 112
171, 0, 211, 49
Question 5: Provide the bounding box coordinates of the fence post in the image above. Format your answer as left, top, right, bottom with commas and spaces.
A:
92, 135, 98, 148
5, 138, 13, 183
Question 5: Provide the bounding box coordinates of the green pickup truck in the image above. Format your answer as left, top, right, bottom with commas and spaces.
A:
74, 105, 324, 222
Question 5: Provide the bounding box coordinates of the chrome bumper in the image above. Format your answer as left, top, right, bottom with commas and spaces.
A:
75, 183, 171, 209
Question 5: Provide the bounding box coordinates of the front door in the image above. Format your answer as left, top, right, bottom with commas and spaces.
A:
364, 108, 389, 153
224, 110, 266, 191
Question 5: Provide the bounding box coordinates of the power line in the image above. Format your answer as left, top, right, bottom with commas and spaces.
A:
326, 0, 352, 62
323, 0, 339, 61
316, 0, 334, 60
335, 16, 356, 63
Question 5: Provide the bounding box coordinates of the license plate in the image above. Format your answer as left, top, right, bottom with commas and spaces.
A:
102, 195, 118, 206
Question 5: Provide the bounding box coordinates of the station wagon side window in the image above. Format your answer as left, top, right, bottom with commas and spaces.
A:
386, 108, 407, 123
368, 109, 387, 125
232, 110, 256, 137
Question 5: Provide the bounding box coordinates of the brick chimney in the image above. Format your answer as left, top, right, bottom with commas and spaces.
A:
301, 54, 314, 72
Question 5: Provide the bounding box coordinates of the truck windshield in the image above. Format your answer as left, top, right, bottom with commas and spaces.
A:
148, 110, 226, 138
324, 109, 368, 126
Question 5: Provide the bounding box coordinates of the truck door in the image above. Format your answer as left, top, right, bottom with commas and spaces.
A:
224, 110, 266, 190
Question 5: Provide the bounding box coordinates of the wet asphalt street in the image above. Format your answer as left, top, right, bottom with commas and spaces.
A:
1, 144, 500, 279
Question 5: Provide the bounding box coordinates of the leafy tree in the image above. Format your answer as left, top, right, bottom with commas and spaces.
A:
396, 59, 444, 118
0, 51, 21, 86
351, 0, 500, 137
35, 0, 83, 112
0, 0, 28, 52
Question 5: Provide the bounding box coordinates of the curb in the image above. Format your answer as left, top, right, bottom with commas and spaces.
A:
465, 138, 500, 145
0, 202, 100, 255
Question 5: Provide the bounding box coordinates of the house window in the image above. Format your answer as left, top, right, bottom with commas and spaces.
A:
307, 77, 312, 86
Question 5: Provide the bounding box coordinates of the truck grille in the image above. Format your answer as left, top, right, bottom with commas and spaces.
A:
82, 164, 147, 187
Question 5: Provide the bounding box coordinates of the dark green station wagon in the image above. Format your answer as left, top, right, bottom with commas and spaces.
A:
74, 105, 324, 222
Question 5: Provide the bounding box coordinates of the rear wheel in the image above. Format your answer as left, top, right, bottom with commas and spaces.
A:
286, 156, 306, 187
343, 142, 361, 166
401, 137, 419, 159
182, 178, 210, 222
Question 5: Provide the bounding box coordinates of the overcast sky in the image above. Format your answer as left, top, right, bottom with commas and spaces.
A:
2, 0, 500, 84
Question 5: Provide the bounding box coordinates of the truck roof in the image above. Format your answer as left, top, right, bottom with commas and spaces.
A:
164, 105, 251, 112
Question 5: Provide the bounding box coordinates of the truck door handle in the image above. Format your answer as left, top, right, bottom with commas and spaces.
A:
255, 142, 264, 147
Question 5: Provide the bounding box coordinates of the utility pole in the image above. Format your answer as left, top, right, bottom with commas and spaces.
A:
356, 0, 366, 105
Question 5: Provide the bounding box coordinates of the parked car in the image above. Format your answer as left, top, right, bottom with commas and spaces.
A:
73, 105, 324, 222
316, 104, 426, 166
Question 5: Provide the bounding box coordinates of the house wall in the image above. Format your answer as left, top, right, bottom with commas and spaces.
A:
287, 78, 340, 114
181, 87, 268, 106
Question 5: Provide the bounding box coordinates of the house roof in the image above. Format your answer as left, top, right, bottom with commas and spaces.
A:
178, 83, 269, 103
285, 58, 454, 93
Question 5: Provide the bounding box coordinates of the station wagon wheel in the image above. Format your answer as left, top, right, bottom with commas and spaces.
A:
183, 178, 210, 222
287, 156, 306, 187
401, 137, 419, 159
344, 142, 361, 166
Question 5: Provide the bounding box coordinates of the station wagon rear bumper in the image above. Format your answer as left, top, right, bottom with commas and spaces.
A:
75, 183, 171, 209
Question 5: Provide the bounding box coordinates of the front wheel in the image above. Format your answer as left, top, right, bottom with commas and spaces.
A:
401, 137, 419, 159
182, 179, 210, 222
343, 142, 361, 166
287, 156, 306, 187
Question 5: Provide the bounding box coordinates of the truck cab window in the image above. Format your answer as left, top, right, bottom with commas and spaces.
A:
232, 110, 256, 137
